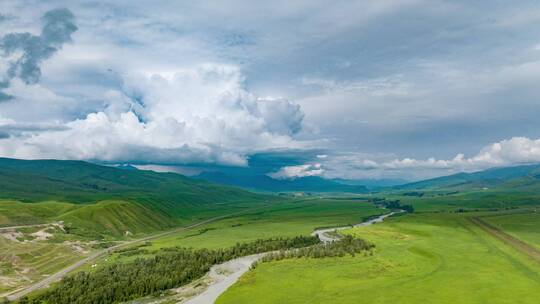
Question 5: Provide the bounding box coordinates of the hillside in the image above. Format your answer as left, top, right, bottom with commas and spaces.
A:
0, 158, 269, 236
395, 163, 540, 191
0, 158, 262, 204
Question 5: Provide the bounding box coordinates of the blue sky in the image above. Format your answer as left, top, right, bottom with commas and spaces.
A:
1, 1, 540, 180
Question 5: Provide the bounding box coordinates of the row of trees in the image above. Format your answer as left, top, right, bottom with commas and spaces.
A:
259, 235, 374, 263
19, 236, 319, 304
371, 198, 414, 213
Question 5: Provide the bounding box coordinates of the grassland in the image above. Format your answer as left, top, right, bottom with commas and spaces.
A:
0, 199, 176, 239
146, 198, 385, 249
0, 158, 273, 239
218, 211, 540, 304
380, 190, 540, 212
0, 200, 77, 227
482, 209, 540, 250
82, 198, 385, 269
1, 197, 383, 298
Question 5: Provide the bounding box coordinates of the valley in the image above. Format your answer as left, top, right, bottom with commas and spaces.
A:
1, 159, 539, 304
2, 3, 539, 303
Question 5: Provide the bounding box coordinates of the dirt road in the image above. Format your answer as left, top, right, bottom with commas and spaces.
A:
469, 216, 540, 262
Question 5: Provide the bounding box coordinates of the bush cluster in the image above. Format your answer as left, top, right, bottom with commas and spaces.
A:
260, 235, 374, 263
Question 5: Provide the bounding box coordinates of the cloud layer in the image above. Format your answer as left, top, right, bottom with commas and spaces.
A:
270, 137, 540, 180
2, 2, 540, 180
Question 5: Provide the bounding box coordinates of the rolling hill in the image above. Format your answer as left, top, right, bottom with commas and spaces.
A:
395, 163, 540, 191
0, 158, 269, 237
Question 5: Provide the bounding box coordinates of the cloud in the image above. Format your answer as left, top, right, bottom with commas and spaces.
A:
0, 121, 69, 136
0, 86, 12, 102
310, 137, 540, 180
0, 8, 77, 85
268, 163, 324, 180
0, 65, 306, 165
376, 137, 540, 170
0, 131, 9, 139
301, 75, 412, 97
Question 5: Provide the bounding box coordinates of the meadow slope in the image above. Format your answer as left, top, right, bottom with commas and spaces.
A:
218, 212, 540, 304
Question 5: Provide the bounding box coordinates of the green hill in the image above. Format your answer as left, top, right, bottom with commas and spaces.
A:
396, 163, 540, 191
57, 200, 175, 237
0, 158, 262, 205
0, 158, 269, 237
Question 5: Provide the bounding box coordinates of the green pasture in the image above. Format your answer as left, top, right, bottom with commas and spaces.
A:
218, 211, 540, 304
81, 198, 385, 269
138, 198, 384, 250
482, 209, 540, 250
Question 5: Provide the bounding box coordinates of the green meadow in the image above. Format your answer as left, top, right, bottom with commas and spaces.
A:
482, 210, 540, 250
145, 198, 385, 249
218, 211, 540, 304
3, 166, 540, 304
84, 198, 385, 268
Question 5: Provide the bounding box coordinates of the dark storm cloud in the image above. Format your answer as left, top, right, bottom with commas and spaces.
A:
0, 8, 77, 85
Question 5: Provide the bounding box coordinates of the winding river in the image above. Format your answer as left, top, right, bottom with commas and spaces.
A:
183, 211, 400, 304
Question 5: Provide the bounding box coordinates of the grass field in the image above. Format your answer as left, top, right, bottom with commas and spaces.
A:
482, 209, 540, 250
146, 198, 385, 249
6, 193, 539, 303
0, 199, 177, 239
382, 190, 540, 213
218, 211, 540, 304
0, 200, 77, 227
79, 198, 385, 270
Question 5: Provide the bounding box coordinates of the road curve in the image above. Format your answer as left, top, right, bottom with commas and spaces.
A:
5, 209, 261, 302
184, 211, 400, 304
0, 222, 61, 231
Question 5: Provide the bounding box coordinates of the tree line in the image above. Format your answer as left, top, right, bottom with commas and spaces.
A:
371, 198, 414, 213
17, 236, 319, 304
259, 235, 374, 263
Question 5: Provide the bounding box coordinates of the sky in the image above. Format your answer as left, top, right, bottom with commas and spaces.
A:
1, 0, 540, 181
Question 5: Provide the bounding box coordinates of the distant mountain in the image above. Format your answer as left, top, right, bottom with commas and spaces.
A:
333, 178, 408, 188
396, 163, 540, 191
195, 171, 369, 193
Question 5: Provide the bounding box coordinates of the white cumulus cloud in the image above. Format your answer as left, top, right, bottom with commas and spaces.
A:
381, 137, 540, 170
0, 64, 307, 165
268, 163, 324, 180
317, 137, 540, 180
